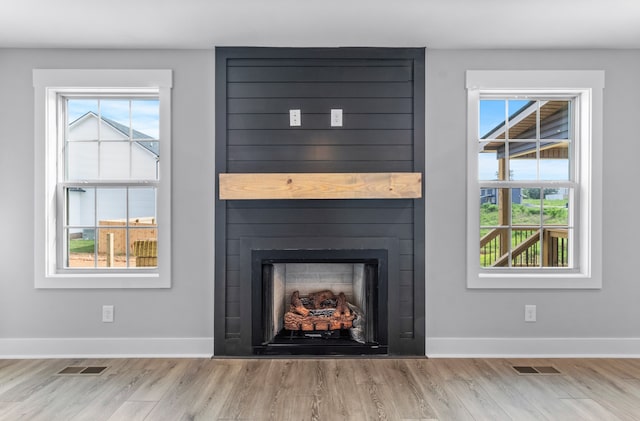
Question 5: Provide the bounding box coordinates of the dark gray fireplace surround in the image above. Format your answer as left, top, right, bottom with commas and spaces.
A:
215, 47, 425, 356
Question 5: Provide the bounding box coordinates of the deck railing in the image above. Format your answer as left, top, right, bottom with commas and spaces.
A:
480, 228, 568, 268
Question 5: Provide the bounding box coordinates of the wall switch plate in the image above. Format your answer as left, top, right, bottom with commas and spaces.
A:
289, 109, 301, 126
525, 304, 536, 322
102, 305, 114, 323
331, 109, 343, 127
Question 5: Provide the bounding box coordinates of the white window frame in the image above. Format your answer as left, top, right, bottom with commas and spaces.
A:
466, 70, 604, 289
33, 69, 172, 288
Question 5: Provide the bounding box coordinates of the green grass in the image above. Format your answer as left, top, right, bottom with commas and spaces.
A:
522, 198, 567, 207
480, 200, 569, 266
481, 202, 568, 227
69, 239, 95, 254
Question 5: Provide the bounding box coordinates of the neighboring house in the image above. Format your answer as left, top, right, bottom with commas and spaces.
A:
67, 112, 157, 244
480, 187, 522, 205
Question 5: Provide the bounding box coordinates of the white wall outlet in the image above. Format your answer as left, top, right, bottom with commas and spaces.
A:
331, 109, 343, 127
102, 305, 114, 323
524, 304, 536, 322
289, 109, 301, 126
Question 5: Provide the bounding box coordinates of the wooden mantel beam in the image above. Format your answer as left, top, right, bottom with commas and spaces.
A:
219, 172, 422, 200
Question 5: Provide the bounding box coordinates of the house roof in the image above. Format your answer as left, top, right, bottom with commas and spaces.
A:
482, 101, 536, 141
480, 101, 569, 159
482, 101, 568, 141
70, 112, 159, 157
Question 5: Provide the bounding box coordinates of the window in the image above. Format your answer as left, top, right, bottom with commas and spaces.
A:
466, 70, 604, 289
34, 69, 172, 288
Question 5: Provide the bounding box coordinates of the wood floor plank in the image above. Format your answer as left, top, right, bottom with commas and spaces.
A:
311, 360, 345, 420
127, 358, 191, 402
405, 359, 476, 421
106, 401, 157, 421
268, 394, 316, 421
500, 358, 585, 399
375, 360, 438, 420
215, 359, 276, 419
68, 359, 151, 421
2, 358, 640, 421
572, 358, 640, 382
235, 360, 289, 420
590, 358, 640, 381
484, 359, 596, 420
316, 359, 366, 420
174, 360, 244, 420
561, 359, 640, 420
615, 359, 640, 379
560, 398, 624, 421
446, 379, 512, 421
354, 381, 394, 420
0, 374, 102, 420
142, 358, 224, 420
0, 359, 71, 400
400, 419, 438, 421
622, 379, 640, 398
453, 358, 546, 420
434, 358, 514, 421
262, 360, 302, 421
0, 402, 19, 415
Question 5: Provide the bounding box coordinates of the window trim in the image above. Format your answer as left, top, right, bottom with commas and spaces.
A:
33, 69, 172, 288
466, 70, 604, 289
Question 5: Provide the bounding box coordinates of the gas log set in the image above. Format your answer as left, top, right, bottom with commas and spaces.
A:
284, 290, 357, 331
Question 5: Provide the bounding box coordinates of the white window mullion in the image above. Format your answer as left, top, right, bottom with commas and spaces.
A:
125, 187, 130, 268
536, 101, 543, 268
93, 186, 98, 268
97, 99, 101, 180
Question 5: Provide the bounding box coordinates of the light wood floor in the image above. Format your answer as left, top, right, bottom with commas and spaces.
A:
1, 357, 640, 420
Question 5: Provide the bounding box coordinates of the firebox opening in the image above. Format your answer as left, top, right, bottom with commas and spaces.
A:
270, 263, 372, 341
254, 254, 388, 355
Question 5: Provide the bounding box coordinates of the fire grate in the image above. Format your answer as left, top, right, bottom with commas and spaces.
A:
57, 366, 108, 375
512, 365, 561, 375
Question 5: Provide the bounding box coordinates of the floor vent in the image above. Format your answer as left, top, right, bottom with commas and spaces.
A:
57, 366, 107, 375
513, 366, 561, 375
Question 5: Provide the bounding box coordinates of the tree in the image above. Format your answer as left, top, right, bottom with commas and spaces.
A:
522, 188, 558, 200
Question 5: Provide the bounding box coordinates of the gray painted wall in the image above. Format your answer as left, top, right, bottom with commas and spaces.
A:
0, 50, 215, 341
426, 50, 640, 339
1, 48, 639, 351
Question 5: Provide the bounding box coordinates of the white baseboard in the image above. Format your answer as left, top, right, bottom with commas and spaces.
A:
426, 337, 640, 358
4, 337, 639, 359
0, 337, 214, 359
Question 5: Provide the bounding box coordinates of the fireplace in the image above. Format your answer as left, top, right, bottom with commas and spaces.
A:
214, 47, 425, 356
251, 249, 388, 355
222, 236, 400, 355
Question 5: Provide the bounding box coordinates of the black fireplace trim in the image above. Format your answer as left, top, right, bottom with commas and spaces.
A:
235, 237, 400, 355
251, 249, 388, 355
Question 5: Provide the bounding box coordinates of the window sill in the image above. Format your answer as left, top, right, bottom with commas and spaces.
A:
35, 273, 170, 289
468, 272, 602, 289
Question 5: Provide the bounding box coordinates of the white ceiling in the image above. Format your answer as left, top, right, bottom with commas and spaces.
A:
2, 0, 640, 50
